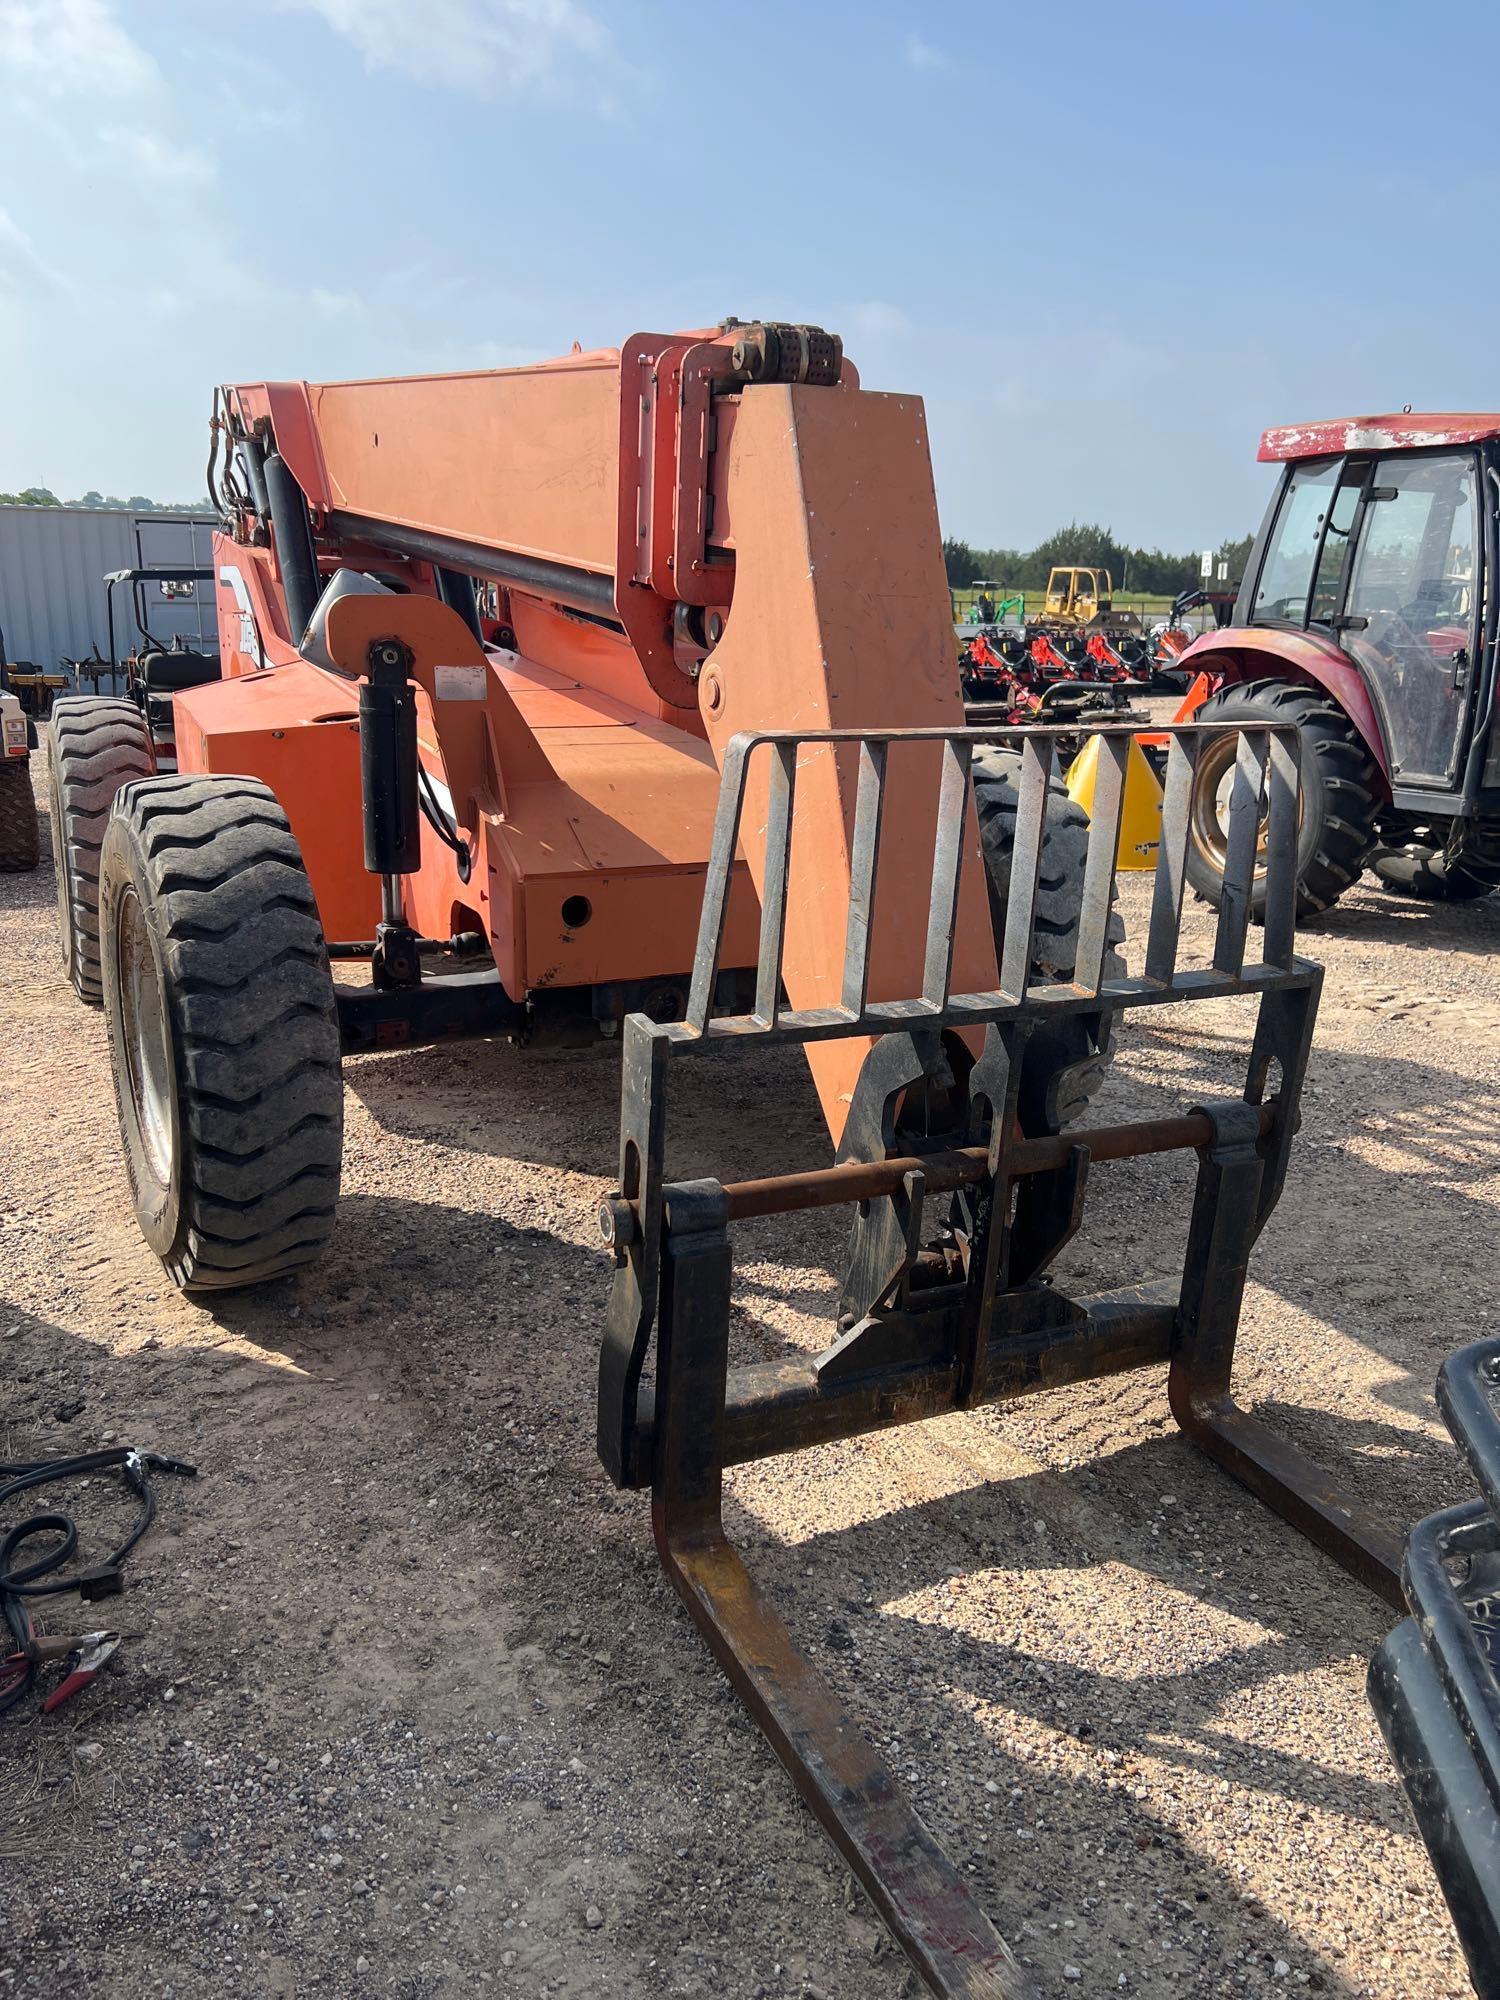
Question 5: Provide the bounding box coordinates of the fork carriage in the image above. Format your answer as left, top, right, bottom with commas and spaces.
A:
596, 719, 1408, 1999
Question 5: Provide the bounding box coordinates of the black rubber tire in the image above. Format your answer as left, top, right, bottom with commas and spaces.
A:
98, 774, 343, 1292
971, 745, 1125, 1128
1369, 845, 1495, 901
0, 757, 39, 871
47, 697, 154, 1001
1184, 680, 1381, 920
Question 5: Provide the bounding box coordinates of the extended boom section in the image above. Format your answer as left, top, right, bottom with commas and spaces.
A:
597, 718, 1404, 1999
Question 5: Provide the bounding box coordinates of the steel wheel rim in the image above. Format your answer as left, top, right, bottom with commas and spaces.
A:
117, 885, 174, 1189
1189, 732, 1275, 882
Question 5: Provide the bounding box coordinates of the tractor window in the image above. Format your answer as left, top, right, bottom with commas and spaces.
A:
1342, 453, 1478, 786
1252, 458, 1339, 623
1306, 461, 1368, 626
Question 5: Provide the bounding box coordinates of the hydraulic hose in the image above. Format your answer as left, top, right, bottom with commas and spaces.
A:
0, 1446, 195, 1715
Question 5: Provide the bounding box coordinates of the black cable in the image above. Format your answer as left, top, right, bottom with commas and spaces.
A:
417, 766, 472, 882
0, 1447, 195, 1716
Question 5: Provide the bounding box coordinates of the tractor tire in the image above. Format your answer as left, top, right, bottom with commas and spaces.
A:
47, 697, 154, 1001
1369, 814, 1500, 902
1184, 680, 1381, 920
971, 745, 1125, 1129
98, 773, 343, 1293
1369, 845, 1495, 901
0, 756, 40, 871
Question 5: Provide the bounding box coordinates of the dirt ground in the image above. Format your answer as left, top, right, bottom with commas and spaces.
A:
3, 741, 1498, 2000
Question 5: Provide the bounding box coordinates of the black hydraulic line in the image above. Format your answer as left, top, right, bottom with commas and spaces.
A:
434, 565, 485, 646
0, 1446, 195, 1716
328, 510, 617, 623
238, 436, 271, 522
205, 397, 223, 520
417, 765, 472, 880
264, 450, 322, 642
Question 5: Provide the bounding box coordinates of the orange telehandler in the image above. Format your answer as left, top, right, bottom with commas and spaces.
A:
44, 320, 1451, 1995
48, 320, 1122, 1290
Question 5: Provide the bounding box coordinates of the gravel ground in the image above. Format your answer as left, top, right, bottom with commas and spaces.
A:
2, 742, 1497, 1999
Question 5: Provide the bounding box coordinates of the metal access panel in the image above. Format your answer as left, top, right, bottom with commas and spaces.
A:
596, 719, 1405, 1999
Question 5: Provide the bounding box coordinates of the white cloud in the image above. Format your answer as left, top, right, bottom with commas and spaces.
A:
310, 287, 365, 319
904, 32, 949, 70
2, 1, 218, 190
98, 127, 216, 185
0, 202, 73, 295
850, 300, 912, 341
282, 0, 615, 97
0, 0, 157, 98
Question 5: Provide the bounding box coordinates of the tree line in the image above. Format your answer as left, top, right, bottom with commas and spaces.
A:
0, 486, 212, 513
944, 521, 1255, 597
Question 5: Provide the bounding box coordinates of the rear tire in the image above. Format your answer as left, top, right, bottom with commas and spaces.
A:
48, 697, 154, 1000
971, 745, 1125, 1129
1369, 814, 1500, 902
1370, 845, 1494, 901
0, 757, 39, 871
99, 774, 344, 1292
1185, 680, 1381, 919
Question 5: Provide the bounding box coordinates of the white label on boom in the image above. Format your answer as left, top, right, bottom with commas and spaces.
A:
435, 664, 487, 702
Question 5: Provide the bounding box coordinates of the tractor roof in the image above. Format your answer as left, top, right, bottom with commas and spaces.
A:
1259, 414, 1500, 461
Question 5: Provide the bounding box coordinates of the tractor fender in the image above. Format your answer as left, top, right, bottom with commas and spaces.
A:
1172, 627, 1392, 783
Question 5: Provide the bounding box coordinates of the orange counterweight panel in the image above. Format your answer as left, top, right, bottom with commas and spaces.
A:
172, 664, 381, 944
700, 383, 997, 1143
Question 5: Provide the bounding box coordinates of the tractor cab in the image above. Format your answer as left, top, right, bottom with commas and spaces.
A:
1242, 425, 1492, 792
1178, 415, 1500, 912
1043, 565, 1112, 625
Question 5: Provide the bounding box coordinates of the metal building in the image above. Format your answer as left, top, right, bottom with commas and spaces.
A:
0, 506, 218, 672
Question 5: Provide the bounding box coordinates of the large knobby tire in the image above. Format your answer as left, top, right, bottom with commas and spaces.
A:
1369, 845, 1494, 902
48, 697, 154, 1000
0, 757, 40, 871
1184, 680, 1381, 920
98, 773, 344, 1292
971, 745, 1125, 1129
1369, 815, 1500, 902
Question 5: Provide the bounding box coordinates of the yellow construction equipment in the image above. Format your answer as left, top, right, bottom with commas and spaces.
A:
1042, 565, 1112, 626
1067, 731, 1163, 868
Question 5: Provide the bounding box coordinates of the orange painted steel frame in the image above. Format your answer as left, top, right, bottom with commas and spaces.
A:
179, 327, 995, 1146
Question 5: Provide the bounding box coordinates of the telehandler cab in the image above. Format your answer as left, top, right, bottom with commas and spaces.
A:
42, 320, 1477, 1994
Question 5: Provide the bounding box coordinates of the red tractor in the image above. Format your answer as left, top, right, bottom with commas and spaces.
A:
1179, 414, 1500, 913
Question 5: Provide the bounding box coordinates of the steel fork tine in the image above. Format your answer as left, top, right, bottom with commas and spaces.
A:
1213, 728, 1268, 975
1075, 733, 1128, 994
1261, 728, 1300, 972
998, 737, 1051, 1001
754, 742, 798, 1025
688, 732, 756, 1031
1144, 734, 1198, 983
921, 738, 973, 1009
841, 739, 888, 1017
